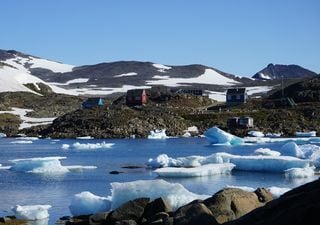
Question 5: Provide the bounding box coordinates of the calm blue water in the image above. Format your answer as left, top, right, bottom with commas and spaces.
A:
0, 137, 318, 224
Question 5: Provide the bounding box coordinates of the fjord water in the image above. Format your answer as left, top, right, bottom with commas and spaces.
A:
0, 137, 318, 224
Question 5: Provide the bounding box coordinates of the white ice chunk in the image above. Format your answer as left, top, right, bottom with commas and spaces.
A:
148, 129, 168, 139
285, 167, 315, 179
248, 130, 265, 137
281, 142, 305, 158
12, 205, 51, 220
226, 185, 255, 192
253, 148, 281, 157
154, 163, 235, 177
62, 144, 70, 149
147, 154, 181, 168
204, 127, 244, 145
111, 179, 209, 211
72, 142, 114, 149
76, 136, 94, 140
11, 140, 33, 144
267, 186, 291, 198
299, 144, 320, 167
69, 192, 111, 216
295, 131, 317, 137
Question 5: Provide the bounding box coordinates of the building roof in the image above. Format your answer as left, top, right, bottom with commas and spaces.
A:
127, 89, 147, 96
227, 88, 246, 94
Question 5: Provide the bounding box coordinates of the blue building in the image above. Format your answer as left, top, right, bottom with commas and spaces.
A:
226, 88, 247, 106
82, 97, 104, 109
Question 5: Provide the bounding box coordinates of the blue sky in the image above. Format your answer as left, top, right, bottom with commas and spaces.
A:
1, 0, 319, 76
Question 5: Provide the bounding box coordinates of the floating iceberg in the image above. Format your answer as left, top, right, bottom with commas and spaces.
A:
111, 179, 209, 211
253, 148, 281, 157
280, 142, 305, 158
204, 127, 244, 145
229, 155, 310, 172
285, 167, 315, 179
299, 144, 320, 167
7, 156, 96, 174
148, 129, 168, 139
0, 132, 6, 138
248, 130, 264, 137
295, 131, 317, 137
12, 205, 51, 220
154, 163, 235, 177
69, 192, 111, 216
63, 142, 115, 150
147, 152, 310, 172
15, 137, 39, 140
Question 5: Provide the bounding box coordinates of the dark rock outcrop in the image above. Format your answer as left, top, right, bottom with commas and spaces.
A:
174, 201, 218, 225
226, 179, 320, 225
203, 188, 272, 224
108, 198, 150, 224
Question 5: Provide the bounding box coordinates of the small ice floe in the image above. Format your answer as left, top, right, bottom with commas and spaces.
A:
265, 132, 282, 138
280, 142, 305, 158
148, 129, 168, 139
285, 167, 315, 179
12, 204, 51, 220
11, 140, 33, 144
225, 185, 291, 199
154, 163, 235, 178
204, 127, 244, 145
248, 130, 265, 137
6, 156, 96, 174
253, 148, 281, 157
63, 142, 115, 150
15, 137, 39, 140
111, 179, 209, 211
226, 185, 255, 192
295, 131, 317, 137
182, 126, 199, 137
182, 132, 191, 138
76, 136, 94, 140
69, 192, 111, 216
267, 186, 291, 198
0, 132, 7, 138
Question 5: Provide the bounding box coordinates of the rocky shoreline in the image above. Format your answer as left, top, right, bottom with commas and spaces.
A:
2, 179, 319, 225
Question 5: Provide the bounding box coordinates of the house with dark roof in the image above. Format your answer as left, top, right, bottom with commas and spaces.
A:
82, 97, 104, 109
126, 89, 148, 106
226, 88, 247, 106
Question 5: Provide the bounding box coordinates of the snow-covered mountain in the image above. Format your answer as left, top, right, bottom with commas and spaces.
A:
4, 49, 316, 101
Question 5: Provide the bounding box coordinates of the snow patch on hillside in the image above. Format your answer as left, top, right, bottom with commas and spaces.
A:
4, 56, 74, 73
153, 64, 172, 73
114, 72, 138, 78
147, 69, 240, 87
0, 107, 56, 129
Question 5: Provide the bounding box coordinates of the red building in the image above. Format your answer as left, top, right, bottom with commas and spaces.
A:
126, 89, 148, 106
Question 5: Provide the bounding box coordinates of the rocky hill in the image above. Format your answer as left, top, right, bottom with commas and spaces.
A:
269, 76, 320, 102
252, 63, 317, 80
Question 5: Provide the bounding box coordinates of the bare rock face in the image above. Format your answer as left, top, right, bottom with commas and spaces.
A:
174, 200, 219, 225
109, 198, 150, 224
203, 188, 273, 224
225, 179, 320, 225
